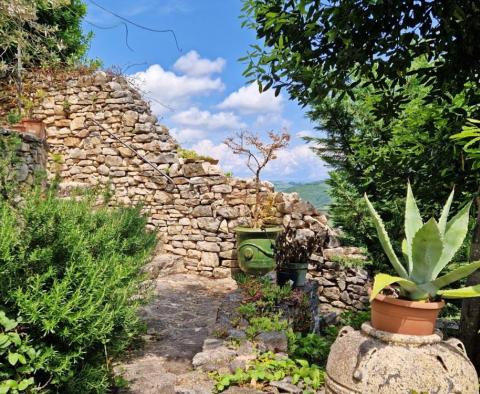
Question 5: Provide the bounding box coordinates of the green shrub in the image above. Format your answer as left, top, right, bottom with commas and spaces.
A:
0, 311, 39, 394
0, 189, 157, 392
289, 333, 332, 365
338, 310, 371, 330
177, 148, 216, 162
236, 303, 257, 319
6, 111, 21, 126
245, 315, 288, 339
211, 352, 324, 393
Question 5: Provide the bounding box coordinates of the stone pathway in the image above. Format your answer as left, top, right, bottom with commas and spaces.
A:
114, 273, 237, 394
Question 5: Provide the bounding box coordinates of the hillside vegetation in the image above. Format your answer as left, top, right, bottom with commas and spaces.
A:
273, 180, 330, 212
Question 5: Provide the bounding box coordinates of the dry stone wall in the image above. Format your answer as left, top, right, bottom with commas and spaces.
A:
0, 70, 369, 312
0, 128, 48, 186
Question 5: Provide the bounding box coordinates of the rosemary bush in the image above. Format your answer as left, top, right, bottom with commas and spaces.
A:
0, 189, 157, 392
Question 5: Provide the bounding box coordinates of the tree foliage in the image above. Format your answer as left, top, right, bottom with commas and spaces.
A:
308, 71, 480, 268
0, 0, 91, 77
241, 0, 480, 115
242, 0, 480, 369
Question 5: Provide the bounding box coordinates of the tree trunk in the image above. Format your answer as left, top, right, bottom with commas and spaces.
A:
253, 172, 260, 227
460, 196, 480, 371
16, 43, 23, 114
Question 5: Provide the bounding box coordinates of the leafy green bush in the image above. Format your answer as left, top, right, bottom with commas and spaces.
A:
211, 352, 324, 393
338, 310, 371, 330
289, 333, 332, 365
0, 189, 157, 392
0, 311, 40, 394
236, 303, 257, 319
245, 315, 288, 339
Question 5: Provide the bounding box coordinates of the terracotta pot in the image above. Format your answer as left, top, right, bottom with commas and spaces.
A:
371, 293, 444, 335
21, 119, 45, 139
7, 124, 26, 132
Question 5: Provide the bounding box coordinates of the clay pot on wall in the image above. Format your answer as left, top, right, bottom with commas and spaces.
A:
20, 119, 46, 139
6, 119, 45, 140
370, 293, 444, 336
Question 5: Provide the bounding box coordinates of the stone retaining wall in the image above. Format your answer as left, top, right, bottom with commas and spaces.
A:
0, 70, 370, 311
0, 128, 48, 186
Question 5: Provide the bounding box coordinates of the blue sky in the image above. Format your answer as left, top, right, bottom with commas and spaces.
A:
83, 0, 328, 182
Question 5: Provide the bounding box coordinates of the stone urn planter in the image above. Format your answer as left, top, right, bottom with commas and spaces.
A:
235, 226, 282, 276
325, 322, 479, 394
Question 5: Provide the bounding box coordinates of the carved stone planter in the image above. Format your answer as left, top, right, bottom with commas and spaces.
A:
325, 322, 479, 394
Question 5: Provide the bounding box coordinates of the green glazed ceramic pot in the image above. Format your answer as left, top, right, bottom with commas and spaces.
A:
235, 226, 282, 275
277, 262, 309, 288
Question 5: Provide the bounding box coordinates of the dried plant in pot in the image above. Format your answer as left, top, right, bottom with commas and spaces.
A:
224, 131, 290, 276
365, 183, 480, 335
274, 227, 322, 288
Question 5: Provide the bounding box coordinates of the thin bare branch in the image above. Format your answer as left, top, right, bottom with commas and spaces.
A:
223, 130, 290, 227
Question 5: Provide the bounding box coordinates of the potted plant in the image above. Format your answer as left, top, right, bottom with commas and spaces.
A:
0, 3, 54, 139
274, 227, 322, 288
224, 130, 290, 275
365, 183, 480, 335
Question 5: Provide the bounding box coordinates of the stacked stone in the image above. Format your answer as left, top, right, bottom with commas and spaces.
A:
0, 128, 48, 185
0, 69, 370, 311
309, 247, 370, 312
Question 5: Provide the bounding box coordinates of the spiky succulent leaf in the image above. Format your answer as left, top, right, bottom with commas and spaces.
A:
401, 238, 408, 262
410, 218, 443, 283
404, 183, 423, 274
370, 273, 422, 301
431, 261, 480, 290
364, 194, 408, 278
438, 284, 480, 299
438, 189, 454, 236
432, 201, 472, 278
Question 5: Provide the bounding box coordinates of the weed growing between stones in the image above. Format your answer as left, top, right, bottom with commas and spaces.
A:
212, 276, 371, 392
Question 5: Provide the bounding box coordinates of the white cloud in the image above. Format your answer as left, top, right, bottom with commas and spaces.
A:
170, 107, 246, 130
191, 139, 245, 173
173, 50, 226, 77
254, 113, 292, 130
130, 64, 224, 115
296, 130, 313, 138
190, 139, 326, 181
218, 83, 283, 114
170, 128, 206, 144
263, 144, 325, 180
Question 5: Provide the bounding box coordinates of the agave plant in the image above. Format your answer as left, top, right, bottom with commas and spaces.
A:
366, 184, 480, 301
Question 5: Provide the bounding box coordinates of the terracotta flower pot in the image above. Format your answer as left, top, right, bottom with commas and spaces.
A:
21, 119, 45, 139
371, 293, 444, 336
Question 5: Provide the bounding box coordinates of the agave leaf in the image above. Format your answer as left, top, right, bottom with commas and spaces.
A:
401, 238, 408, 261
370, 273, 419, 301
438, 284, 480, 299
432, 201, 472, 278
364, 194, 408, 279
404, 183, 423, 274
410, 218, 443, 283
438, 189, 454, 236
431, 261, 480, 291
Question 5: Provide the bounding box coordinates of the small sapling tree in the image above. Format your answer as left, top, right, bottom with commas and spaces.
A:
224, 130, 290, 228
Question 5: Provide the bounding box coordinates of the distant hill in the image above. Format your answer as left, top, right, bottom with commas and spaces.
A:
272, 180, 330, 212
